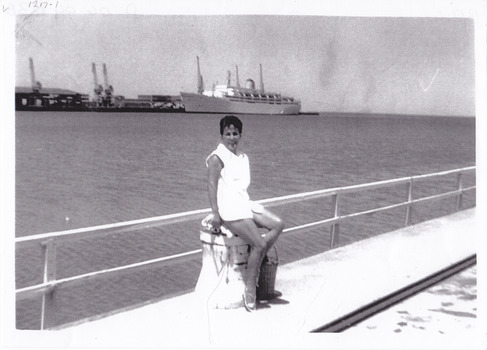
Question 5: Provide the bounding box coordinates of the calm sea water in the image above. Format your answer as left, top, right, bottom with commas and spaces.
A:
15, 111, 476, 329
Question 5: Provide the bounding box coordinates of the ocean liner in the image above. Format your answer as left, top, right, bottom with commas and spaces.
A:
180, 57, 301, 115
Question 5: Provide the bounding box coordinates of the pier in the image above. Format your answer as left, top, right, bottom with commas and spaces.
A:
9, 209, 478, 348
11, 167, 480, 348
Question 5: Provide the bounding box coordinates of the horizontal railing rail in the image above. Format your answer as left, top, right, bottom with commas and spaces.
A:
15, 166, 474, 247
15, 166, 475, 329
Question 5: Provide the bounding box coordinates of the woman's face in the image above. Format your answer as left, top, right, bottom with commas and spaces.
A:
221, 124, 241, 154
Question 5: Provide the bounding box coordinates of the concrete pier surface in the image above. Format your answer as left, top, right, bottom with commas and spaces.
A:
5, 208, 485, 349
346, 265, 477, 335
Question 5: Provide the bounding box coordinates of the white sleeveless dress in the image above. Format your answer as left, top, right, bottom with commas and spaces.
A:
206, 143, 263, 221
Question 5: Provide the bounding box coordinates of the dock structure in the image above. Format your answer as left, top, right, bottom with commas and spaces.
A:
9, 208, 478, 349
11, 167, 480, 348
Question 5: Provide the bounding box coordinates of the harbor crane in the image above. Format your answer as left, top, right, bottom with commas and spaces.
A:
92, 63, 104, 106
29, 57, 42, 92
102, 63, 114, 106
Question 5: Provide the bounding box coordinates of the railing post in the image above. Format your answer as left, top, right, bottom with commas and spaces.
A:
456, 172, 463, 210
405, 179, 413, 226
330, 192, 340, 248
40, 238, 57, 330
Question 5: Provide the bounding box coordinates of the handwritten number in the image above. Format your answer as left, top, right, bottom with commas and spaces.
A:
28, 0, 59, 8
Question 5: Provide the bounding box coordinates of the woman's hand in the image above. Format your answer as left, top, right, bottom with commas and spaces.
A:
209, 212, 222, 231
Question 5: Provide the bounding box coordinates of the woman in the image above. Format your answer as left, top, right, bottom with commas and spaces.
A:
206, 115, 284, 311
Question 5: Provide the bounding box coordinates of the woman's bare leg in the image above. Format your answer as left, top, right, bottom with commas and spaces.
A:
253, 208, 285, 253
224, 218, 267, 306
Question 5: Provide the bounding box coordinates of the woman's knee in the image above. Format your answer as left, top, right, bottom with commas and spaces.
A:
254, 210, 285, 232
225, 219, 266, 249
275, 216, 285, 232
268, 215, 284, 234
252, 238, 268, 252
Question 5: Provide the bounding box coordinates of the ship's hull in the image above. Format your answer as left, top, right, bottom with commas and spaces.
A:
180, 92, 301, 115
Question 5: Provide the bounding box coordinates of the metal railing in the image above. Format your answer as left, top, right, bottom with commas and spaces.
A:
15, 166, 475, 329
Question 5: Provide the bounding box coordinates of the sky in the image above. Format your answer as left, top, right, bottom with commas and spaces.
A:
13, 10, 476, 116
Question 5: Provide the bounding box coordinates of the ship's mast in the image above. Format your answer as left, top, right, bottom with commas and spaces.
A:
259, 64, 265, 92
235, 66, 240, 87
29, 57, 42, 92
197, 56, 204, 94
227, 70, 231, 86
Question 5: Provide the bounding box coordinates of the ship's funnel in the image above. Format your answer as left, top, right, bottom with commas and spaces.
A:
259, 64, 265, 92
245, 79, 256, 90
197, 56, 204, 94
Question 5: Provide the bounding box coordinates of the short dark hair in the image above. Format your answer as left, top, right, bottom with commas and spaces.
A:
219, 115, 243, 135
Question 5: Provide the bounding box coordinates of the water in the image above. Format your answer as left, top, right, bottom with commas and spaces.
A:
15, 111, 476, 329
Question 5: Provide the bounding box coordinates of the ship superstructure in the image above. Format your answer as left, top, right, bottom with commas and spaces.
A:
180, 57, 301, 115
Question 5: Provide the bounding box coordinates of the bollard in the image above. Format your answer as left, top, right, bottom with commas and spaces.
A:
195, 216, 250, 309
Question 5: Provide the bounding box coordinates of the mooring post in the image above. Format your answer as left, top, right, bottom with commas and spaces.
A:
195, 225, 250, 309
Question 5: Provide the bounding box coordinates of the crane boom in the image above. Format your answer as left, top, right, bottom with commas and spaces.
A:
92, 63, 100, 90
102, 63, 113, 92
29, 57, 36, 87
102, 63, 109, 89
29, 57, 42, 92
91, 62, 103, 105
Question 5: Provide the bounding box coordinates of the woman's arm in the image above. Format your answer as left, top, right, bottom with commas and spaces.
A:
207, 154, 223, 228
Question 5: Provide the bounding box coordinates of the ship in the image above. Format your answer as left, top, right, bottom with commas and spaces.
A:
180, 57, 301, 115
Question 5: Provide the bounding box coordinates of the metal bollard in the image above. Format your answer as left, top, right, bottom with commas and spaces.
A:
195, 217, 250, 309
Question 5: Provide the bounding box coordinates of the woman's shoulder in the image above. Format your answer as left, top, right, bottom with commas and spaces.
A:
214, 144, 237, 160
207, 153, 224, 168
206, 144, 226, 167
206, 144, 248, 166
